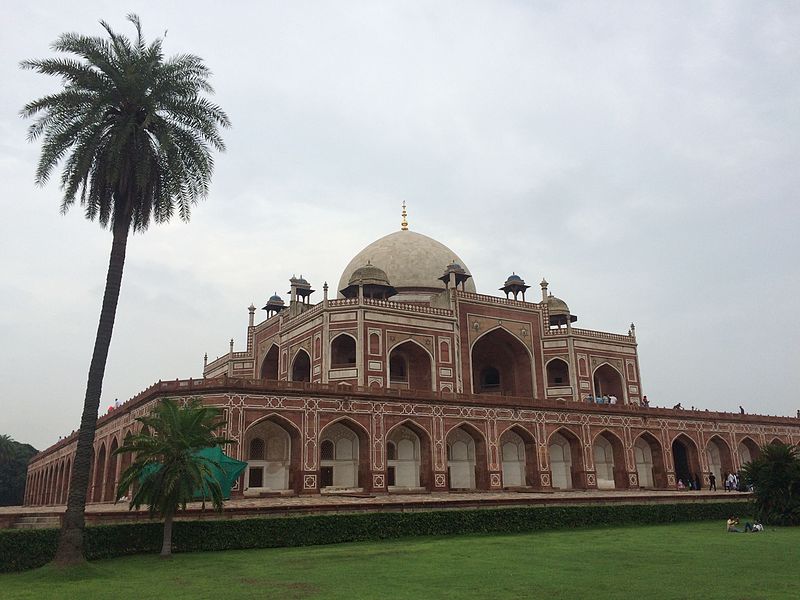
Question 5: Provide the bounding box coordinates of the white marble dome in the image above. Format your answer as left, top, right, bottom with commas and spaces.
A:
337, 230, 476, 299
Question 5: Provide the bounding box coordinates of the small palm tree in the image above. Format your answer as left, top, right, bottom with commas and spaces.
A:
21, 15, 229, 564
741, 442, 800, 525
114, 398, 234, 557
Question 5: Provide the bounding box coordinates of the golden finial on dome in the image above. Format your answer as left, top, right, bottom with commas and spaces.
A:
401, 201, 408, 231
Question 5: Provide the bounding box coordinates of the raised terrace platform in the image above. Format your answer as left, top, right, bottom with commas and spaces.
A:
1, 489, 752, 530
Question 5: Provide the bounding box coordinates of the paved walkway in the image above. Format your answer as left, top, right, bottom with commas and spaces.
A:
1, 489, 751, 524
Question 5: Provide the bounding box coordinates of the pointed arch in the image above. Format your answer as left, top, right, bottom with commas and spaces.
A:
446, 422, 489, 490
52, 463, 62, 505
385, 420, 432, 490
290, 349, 311, 382
330, 333, 357, 368
104, 437, 120, 502
671, 433, 701, 487
260, 344, 280, 380
548, 426, 586, 489
706, 435, 734, 484
592, 362, 625, 403
385, 419, 434, 491
499, 424, 539, 488
592, 429, 629, 489
470, 326, 534, 397
93, 443, 107, 503
319, 417, 371, 489
633, 431, 666, 488
737, 436, 760, 466
62, 458, 72, 504
545, 357, 570, 387
243, 413, 302, 493
388, 339, 434, 391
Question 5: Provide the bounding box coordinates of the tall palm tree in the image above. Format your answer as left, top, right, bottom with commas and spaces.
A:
114, 398, 235, 557
21, 15, 229, 564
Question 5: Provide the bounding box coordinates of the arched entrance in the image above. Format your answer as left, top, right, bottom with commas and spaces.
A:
319, 420, 369, 490
388, 341, 433, 391
737, 437, 760, 467
243, 418, 295, 492
291, 350, 311, 382
671, 434, 701, 486
446, 425, 488, 490
93, 443, 107, 503
54, 463, 64, 505
61, 459, 72, 504
260, 345, 279, 380
104, 438, 119, 502
386, 425, 422, 489
471, 328, 534, 396
546, 358, 570, 387
548, 428, 584, 490
706, 436, 734, 484
593, 431, 628, 489
500, 429, 527, 488
331, 334, 357, 368
634, 433, 666, 488
593, 364, 624, 402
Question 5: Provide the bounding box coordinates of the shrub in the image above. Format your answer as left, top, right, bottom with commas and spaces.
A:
0, 500, 750, 573
742, 443, 800, 525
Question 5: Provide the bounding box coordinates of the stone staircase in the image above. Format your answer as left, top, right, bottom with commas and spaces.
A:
11, 515, 61, 530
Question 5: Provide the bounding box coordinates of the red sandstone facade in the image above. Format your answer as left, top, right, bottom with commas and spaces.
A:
24, 226, 800, 505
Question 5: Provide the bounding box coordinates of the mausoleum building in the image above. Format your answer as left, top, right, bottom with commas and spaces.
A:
24, 209, 800, 505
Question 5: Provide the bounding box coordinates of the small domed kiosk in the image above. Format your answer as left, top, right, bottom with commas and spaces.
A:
339, 261, 398, 300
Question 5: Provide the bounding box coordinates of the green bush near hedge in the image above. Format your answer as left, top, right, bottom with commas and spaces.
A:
0, 500, 750, 573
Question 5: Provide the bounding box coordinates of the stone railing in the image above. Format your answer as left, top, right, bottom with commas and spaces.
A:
362, 298, 452, 316
456, 291, 534, 309
546, 327, 633, 344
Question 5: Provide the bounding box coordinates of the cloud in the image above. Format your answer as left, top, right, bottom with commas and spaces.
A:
1, 1, 798, 448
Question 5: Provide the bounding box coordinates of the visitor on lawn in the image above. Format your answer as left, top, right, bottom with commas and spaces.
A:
727, 517, 743, 533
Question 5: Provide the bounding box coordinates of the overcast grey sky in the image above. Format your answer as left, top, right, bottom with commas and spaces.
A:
1, 1, 798, 450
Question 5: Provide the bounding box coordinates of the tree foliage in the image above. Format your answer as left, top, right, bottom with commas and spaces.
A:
114, 398, 233, 556
21, 14, 229, 564
741, 442, 800, 525
20, 13, 230, 231
0, 436, 39, 507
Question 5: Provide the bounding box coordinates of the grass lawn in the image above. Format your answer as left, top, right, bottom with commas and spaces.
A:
1, 520, 797, 599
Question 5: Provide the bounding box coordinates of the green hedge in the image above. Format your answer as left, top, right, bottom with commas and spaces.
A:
0, 500, 750, 573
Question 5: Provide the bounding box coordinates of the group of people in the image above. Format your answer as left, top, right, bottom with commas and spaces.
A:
676, 474, 704, 490
723, 472, 748, 492
726, 517, 763, 533
586, 394, 618, 405
677, 472, 749, 492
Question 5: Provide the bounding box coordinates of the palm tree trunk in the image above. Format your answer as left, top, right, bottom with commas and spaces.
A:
53, 213, 131, 565
161, 511, 174, 557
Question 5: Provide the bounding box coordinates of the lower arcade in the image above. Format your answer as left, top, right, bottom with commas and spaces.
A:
24, 378, 799, 506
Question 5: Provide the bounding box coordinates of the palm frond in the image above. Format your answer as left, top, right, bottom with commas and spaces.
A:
21, 14, 229, 233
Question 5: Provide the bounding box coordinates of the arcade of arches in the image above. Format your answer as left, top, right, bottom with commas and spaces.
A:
24, 415, 795, 504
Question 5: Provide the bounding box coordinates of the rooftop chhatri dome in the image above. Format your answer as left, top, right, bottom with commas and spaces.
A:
347, 261, 392, 287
